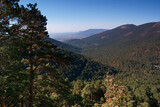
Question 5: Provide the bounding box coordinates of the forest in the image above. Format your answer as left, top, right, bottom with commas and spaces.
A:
0, 0, 160, 107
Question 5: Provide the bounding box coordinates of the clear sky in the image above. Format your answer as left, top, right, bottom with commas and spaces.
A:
20, 0, 160, 33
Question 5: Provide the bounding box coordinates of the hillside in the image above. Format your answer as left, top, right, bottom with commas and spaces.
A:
55, 48, 117, 81
45, 37, 118, 81
66, 22, 160, 71
45, 37, 81, 52
45, 37, 117, 81
64, 22, 160, 106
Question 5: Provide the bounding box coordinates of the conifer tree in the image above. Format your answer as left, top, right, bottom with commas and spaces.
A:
1, 1, 71, 106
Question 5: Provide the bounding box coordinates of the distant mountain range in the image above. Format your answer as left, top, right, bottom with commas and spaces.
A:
50, 29, 108, 41
66, 22, 160, 71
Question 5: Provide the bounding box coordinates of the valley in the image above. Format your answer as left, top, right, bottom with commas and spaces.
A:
1, 0, 160, 106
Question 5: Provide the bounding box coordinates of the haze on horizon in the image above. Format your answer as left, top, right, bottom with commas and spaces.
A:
20, 0, 160, 34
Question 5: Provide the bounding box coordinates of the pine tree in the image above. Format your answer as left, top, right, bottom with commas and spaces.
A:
14, 3, 70, 107
1, 1, 71, 106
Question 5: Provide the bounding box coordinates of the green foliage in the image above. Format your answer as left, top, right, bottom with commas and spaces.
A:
115, 71, 160, 106
70, 73, 160, 106
55, 48, 117, 81
71, 80, 105, 106
0, 43, 28, 107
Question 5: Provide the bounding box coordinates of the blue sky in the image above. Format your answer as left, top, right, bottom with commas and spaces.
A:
20, 0, 160, 33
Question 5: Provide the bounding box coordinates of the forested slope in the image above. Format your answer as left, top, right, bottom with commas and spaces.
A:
67, 22, 160, 72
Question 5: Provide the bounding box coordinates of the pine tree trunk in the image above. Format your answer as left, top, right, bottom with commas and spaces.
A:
29, 64, 33, 107
0, 102, 5, 107
29, 46, 34, 107
21, 97, 24, 107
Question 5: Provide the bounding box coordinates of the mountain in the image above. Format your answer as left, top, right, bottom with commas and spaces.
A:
50, 29, 107, 41
66, 24, 137, 47
72, 29, 108, 39
47, 22, 160, 105
66, 22, 160, 71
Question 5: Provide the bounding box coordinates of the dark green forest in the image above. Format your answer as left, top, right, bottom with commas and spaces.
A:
66, 18, 160, 106
0, 0, 160, 107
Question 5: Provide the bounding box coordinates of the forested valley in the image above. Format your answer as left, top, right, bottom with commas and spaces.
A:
0, 0, 160, 107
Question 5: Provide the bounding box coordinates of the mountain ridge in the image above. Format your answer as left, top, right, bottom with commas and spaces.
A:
66, 22, 160, 71
66, 22, 160, 47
